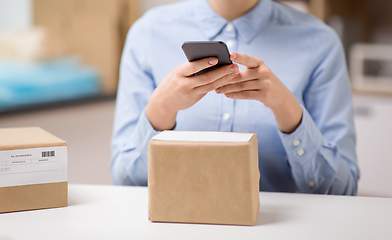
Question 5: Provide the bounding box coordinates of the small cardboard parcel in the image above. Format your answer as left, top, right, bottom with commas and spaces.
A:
0, 127, 68, 213
148, 131, 260, 226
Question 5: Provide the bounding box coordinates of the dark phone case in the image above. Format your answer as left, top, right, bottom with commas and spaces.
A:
182, 41, 232, 75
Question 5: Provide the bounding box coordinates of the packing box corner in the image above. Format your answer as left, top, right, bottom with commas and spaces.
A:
0, 127, 68, 214
148, 131, 260, 226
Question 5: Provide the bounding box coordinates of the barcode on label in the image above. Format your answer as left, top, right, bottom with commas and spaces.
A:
42, 151, 56, 157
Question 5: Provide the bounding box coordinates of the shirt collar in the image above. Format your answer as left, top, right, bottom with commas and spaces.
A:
195, 0, 273, 43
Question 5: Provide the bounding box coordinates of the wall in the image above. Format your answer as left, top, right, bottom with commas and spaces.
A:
0, 0, 32, 32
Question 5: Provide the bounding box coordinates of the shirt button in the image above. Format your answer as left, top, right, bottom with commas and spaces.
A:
297, 149, 304, 156
226, 40, 233, 48
293, 139, 300, 146
222, 113, 230, 120
225, 23, 234, 32
308, 181, 315, 187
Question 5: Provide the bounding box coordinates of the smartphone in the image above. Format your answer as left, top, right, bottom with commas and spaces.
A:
182, 41, 232, 75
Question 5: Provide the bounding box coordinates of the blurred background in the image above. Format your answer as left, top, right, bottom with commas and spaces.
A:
0, 0, 391, 197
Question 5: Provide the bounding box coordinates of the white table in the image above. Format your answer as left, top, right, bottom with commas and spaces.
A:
0, 184, 391, 240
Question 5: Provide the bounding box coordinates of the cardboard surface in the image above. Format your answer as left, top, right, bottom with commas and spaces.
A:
0, 127, 67, 151
0, 127, 68, 213
0, 182, 68, 214
148, 131, 260, 226
33, 0, 140, 94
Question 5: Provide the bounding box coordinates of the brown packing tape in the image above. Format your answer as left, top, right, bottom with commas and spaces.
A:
148, 134, 260, 226
0, 182, 68, 214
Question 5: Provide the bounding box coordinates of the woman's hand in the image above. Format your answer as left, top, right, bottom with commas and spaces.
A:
215, 52, 303, 134
146, 57, 239, 131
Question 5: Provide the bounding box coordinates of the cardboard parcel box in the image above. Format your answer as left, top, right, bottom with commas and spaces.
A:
33, 0, 140, 94
148, 131, 260, 226
0, 127, 68, 213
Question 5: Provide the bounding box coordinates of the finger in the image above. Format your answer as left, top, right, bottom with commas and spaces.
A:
230, 52, 262, 69
194, 71, 239, 94
180, 57, 218, 76
224, 90, 261, 100
225, 68, 259, 85
191, 64, 239, 88
226, 64, 272, 86
216, 79, 260, 94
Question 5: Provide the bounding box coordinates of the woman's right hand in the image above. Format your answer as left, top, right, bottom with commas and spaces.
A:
146, 57, 239, 131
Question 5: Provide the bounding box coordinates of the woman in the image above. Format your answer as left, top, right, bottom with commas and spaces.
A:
111, 0, 359, 195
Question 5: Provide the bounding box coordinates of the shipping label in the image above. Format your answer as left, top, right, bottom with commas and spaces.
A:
0, 146, 67, 188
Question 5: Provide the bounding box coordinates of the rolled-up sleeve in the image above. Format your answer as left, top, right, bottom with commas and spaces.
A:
278, 27, 359, 195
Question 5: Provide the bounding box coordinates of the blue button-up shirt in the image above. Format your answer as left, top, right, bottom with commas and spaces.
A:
111, 0, 359, 195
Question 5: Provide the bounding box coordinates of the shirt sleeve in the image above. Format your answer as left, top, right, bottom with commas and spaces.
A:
277, 27, 359, 195
110, 16, 160, 186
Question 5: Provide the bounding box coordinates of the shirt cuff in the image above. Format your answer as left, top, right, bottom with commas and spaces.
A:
124, 108, 161, 152
277, 105, 324, 166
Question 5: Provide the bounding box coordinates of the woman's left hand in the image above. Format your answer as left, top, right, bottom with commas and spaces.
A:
215, 52, 303, 134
